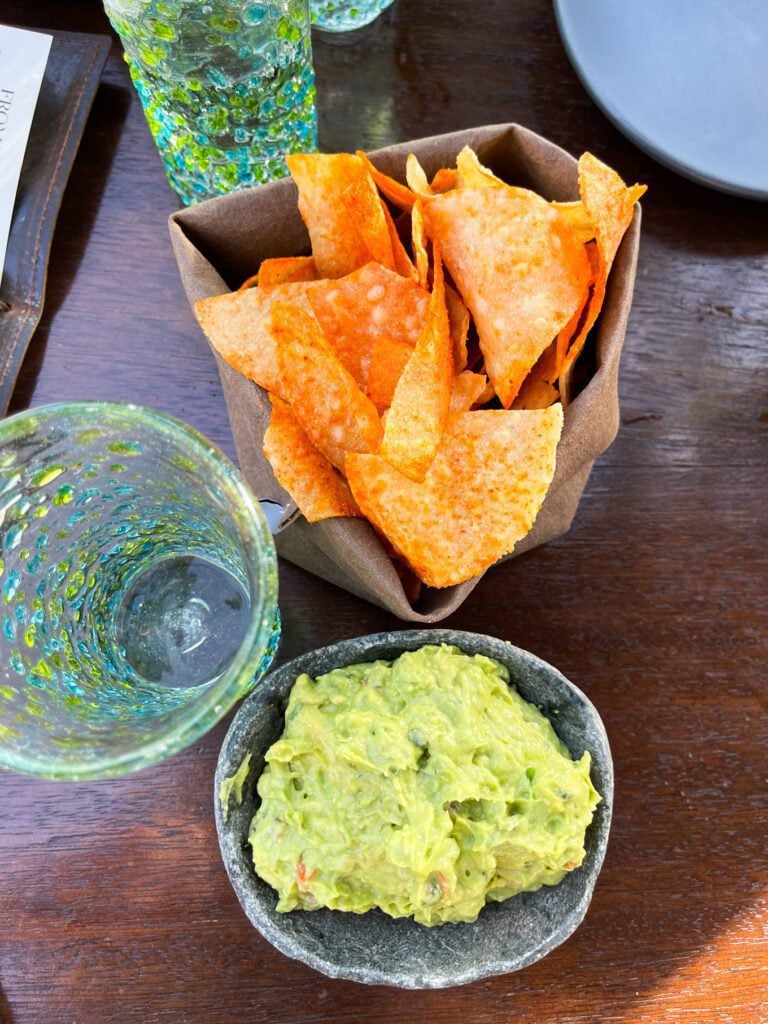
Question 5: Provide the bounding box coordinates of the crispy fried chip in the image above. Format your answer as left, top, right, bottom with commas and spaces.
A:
449, 370, 491, 415
271, 302, 383, 470
356, 150, 416, 212
455, 146, 506, 189
378, 245, 454, 482
405, 153, 433, 197
285, 152, 394, 279
424, 186, 591, 406
346, 405, 564, 588
513, 370, 560, 410
307, 262, 428, 389
430, 167, 458, 193
257, 256, 318, 288
194, 282, 314, 400
559, 154, 646, 381
367, 333, 414, 411
551, 202, 595, 245
264, 396, 362, 522
445, 282, 470, 370
411, 198, 430, 288
379, 198, 418, 281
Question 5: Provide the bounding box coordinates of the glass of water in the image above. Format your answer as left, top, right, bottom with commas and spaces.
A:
310, 0, 396, 32
0, 402, 279, 780
103, 0, 318, 204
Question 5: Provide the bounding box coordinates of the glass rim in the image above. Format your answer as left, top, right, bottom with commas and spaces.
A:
0, 400, 279, 782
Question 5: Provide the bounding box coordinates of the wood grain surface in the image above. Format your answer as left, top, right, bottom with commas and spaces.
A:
2, 1, 767, 1022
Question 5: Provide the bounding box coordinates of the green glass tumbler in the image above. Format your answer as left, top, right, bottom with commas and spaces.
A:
0, 403, 279, 781
103, 0, 318, 204
310, 0, 396, 32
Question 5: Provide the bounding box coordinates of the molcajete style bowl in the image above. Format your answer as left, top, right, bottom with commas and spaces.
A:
214, 629, 613, 988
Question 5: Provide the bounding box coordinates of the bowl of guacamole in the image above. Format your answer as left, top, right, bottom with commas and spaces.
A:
214, 629, 613, 988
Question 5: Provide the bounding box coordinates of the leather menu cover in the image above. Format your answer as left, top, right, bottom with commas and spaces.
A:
0, 29, 110, 415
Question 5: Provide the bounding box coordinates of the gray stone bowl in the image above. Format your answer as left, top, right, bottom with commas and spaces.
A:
214, 629, 613, 989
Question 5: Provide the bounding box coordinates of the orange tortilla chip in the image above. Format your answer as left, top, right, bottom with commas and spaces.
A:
285, 152, 394, 279
449, 371, 490, 415
455, 146, 505, 189
367, 333, 414, 411
356, 150, 416, 212
263, 396, 362, 522
551, 202, 595, 245
271, 302, 383, 470
257, 256, 318, 288
346, 405, 564, 588
559, 154, 646, 381
430, 167, 458, 193
411, 199, 430, 289
194, 282, 314, 400
424, 186, 591, 406
379, 198, 418, 281
405, 153, 433, 197
445, 282, 470, 371
307, 262, 428, 388
513, 371, 560, 410
378, 244, 454, 482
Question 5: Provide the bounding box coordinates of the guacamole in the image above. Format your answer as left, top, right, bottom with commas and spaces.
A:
249, 644, 600, 926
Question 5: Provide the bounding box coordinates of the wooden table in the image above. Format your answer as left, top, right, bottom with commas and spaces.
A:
2, 1, 766, 1021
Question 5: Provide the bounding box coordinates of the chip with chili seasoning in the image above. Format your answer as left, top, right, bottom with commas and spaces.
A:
366, 332, 415, 412
194, 281, 314, 400
423, 187, 591, 407
257, 256, 318, 288
346, 405, 564, 588
449, 370, 492, 415
271, 301, 383, 471
285, 152, 395, 279
306, 262, 428, 391
378, 244, 454, 483
559, 153, 647, 384
263, 395, 362, 523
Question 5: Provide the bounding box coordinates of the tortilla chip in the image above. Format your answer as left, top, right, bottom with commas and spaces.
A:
367, 333, 414, 411
513, 372, 560, 410
380, 198, 418, 281
411, 199, 430, 289
378, 244, 454, 482
405, 153, 433, 197
257, 256, 318, 288
551, 202, 595, 245
559, 154, 646, 381
271, 302, 383, 470
356, 150, 416, 212
194, 282, 314, 400
449, 370, 490, 415
455, 145, 506, 189
263, 396, 362, 522
346, 405, 564, 588
285, 152, 394, 279
445, 282, 470, 371
338, 173, 398, 271
307, 262, 428, 389
430, 167, 458, 193
424, 186, 591, 406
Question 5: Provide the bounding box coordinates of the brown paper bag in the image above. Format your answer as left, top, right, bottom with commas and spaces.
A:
169, 123, 641, 622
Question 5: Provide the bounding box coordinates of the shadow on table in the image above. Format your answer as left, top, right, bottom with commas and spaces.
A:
0, 983, 14, 1024
8, 81, 129, 414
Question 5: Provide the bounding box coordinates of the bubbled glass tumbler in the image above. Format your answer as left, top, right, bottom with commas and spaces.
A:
310, 0, 396, 32
103, 0, 318, 204
0, 403, 279, 781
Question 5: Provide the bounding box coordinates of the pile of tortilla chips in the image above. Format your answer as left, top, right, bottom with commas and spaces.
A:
195, 147, 645, 589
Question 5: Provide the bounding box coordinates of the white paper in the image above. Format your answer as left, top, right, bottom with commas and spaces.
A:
0, 24, 52, 287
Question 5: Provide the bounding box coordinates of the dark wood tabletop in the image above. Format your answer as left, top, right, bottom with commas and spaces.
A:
2, 1, 767, 1022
